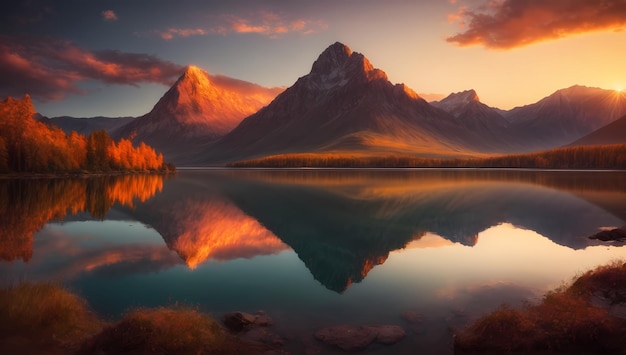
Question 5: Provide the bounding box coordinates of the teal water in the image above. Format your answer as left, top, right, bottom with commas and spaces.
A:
1, 169, 625, 353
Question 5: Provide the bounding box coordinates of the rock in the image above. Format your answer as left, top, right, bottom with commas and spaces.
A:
401, 310, 422, 324
314, 324, 405, 351
254, 310, 274, 326
368, 325, 405, 345
222, 312, 257, 332
589, 227, 626, 242
401, 311, 425, 334
314, 325, 378, 351
239, 327, 284, 346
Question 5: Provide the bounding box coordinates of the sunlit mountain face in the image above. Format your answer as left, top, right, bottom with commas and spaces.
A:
197, 42, 496, 165
28, 42, 626, 166
114, 65, 283, 162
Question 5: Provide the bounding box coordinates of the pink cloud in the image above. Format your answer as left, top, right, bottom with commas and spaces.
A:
101, 10, 118, 21
447, 0, 626, 49
158, 28, 207, 40
0, 35, 184, 101
216, 11, 327, 38
150, 12, 327, 40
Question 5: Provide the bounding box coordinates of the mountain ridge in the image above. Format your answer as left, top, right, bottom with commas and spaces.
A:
21, 42, 626, 166
113, 65, 283, 162
193, 42, 495, 164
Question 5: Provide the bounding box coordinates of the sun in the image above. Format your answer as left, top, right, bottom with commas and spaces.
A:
616, 86, 624, 93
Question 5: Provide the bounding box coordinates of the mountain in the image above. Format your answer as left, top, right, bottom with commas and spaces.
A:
195, 42, 501, 165
570, 113, 626, 146
115, 66, 283, 162
42, 116, 134, 136
506, 86, 626, 150
432, 90, 524, 151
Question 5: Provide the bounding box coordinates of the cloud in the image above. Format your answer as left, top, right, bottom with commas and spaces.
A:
158, 28, 207, 40
102, 10, 117, 21
0, 35, 184, 101
153, 11, 327, 40
220, 11, 328, 38
101, 10, 118, 21
447, 0, 626, 49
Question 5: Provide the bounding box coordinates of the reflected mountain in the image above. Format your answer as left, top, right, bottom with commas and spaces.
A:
117, 176, 289, 269
0, 175, 165, 262
209, 170, 626, 291
3, 170, 625, 294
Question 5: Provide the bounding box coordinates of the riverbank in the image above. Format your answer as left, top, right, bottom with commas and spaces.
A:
0, 283, 268, 354
0, 169, 176, 180
2, 261, 625, 354
454, 261, 626, 353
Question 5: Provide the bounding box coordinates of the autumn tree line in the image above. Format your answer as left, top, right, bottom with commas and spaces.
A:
0, 95, 174, 173
230, 144, 626, 169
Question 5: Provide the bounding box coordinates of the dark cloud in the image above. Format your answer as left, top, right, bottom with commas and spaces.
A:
0, 35, 184, 101
447, 0, 626, 49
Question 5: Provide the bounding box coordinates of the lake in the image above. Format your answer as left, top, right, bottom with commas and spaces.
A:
2, 169, 626, 353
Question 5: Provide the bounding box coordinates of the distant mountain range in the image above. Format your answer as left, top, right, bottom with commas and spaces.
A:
570, 114, 626, 146
37, 42, 626, 166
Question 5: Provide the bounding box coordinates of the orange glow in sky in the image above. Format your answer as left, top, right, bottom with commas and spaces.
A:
2, 0, 625, 117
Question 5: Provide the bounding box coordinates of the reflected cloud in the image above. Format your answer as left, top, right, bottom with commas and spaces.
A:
0, 221, 182, 285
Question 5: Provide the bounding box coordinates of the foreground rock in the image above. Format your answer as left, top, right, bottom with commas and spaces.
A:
588, 227, 626, 242
222, 311, 283, 348
314, 324, 405, 351
222, 311, 274, 332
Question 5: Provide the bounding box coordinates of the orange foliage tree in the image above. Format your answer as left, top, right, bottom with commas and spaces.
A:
0, 95, 173, 173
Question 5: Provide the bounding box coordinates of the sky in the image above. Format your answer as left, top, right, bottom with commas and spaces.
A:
2, 0, 626, 118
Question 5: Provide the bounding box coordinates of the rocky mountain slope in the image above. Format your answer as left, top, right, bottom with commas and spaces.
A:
115, 66, 283, 162
507, 86, 626, 150
195, 42, 505, 164
569, 113, 626, 146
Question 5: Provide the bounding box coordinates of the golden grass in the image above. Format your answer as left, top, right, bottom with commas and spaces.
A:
455, 261, 626, 353
0, 282, 103, 348
0, 282, 268, 354
568, 260, 626, 303
82, 305, 231, 354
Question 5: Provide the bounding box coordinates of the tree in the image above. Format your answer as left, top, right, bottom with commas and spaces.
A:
86, 130, 113, 171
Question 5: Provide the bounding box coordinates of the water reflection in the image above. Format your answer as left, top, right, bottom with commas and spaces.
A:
0, 175, 164, 262
1, 170, 625, 295
213, 170, 626, 291
129, 195, 289, 269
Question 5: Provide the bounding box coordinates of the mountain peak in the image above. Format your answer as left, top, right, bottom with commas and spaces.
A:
444, 89, 480, 103
178, 65, 211, 87
310, 42, 353, 75
307, 42, 388, 84
183, 65, 205, 77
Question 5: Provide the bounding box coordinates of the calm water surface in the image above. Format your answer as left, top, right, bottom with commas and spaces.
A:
2, 169, 626, 353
